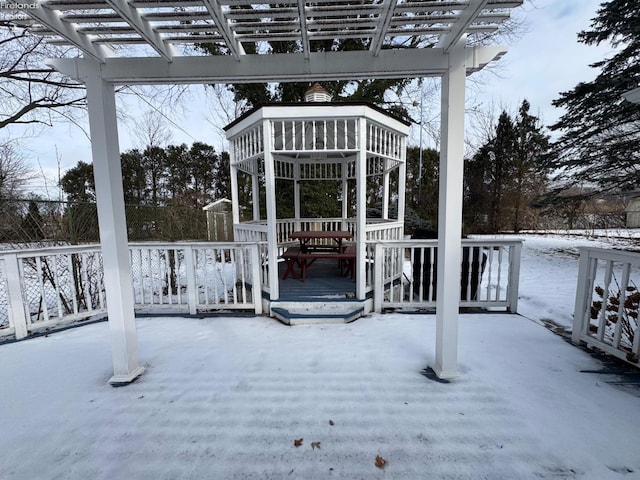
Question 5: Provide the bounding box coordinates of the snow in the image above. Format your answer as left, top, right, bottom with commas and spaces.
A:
1, 233, 640, 479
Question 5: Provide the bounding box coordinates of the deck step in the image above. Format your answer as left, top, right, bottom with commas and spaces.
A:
270, 301, 365, 325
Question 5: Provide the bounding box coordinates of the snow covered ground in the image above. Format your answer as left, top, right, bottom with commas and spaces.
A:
1, 232, 639, 479
506, 231, 640, 328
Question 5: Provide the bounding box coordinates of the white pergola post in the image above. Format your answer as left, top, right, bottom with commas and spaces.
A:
262, 121, 280, 300
84, 66, 144, 386
433, 37, 467, 379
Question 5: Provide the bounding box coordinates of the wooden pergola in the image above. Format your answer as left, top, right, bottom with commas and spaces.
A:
17, 0, 524, 384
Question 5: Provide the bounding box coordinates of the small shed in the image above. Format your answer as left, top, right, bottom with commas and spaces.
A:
203, 199, 233, 241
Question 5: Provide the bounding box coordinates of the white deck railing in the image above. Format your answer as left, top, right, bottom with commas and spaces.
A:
372, 239, 522, 312
0, 242, 263, 341
1, 238, 523, 342
572, 247, 640, 366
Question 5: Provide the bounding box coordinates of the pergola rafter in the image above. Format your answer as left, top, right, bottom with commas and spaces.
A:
296, 0, 310, 58
437, 0, 490, 52
18, 0, 115, 62
201, 0, 246, 60
103, 0, 178, 61
19, 0, 521, 63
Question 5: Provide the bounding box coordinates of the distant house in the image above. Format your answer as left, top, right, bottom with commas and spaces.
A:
626, 196, 640, 228
203, 199, 233, 241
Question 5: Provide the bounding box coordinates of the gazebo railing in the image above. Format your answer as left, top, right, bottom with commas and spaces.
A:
237, 217, 404, 245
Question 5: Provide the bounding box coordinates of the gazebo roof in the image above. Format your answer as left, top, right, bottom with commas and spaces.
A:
223, 101, 412, 132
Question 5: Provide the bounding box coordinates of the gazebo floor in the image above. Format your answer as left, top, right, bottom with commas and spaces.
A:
277, 258, 358, 302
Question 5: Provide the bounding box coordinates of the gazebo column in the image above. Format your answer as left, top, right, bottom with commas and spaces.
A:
294, 162, 301, 230
433, 37, 467, 379
230, 163, 240, 225
262, 122, 280, 300
252, 165, 260, 221
398, 148, 407, 235
355, 118, 368, 299
341, 161, 349, 231
382, 160, 390, 219
85, 66, 144, 385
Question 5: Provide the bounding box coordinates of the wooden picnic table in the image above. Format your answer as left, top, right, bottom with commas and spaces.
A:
282, 230, 355, 281
289, 230, 353, 253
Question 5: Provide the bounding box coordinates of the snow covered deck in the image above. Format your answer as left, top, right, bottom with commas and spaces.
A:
1, 313, 638, 479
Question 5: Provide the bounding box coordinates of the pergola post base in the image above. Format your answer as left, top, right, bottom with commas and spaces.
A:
109, 366, 146, 387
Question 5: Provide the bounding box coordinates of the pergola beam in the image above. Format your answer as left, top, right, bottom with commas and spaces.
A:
49, 46, 506, 84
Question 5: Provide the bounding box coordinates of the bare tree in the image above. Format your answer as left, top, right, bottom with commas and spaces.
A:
0, 26, 85, 130
0, 141, 34, 240
134, 110, 174, 149
0, 142, 31, 197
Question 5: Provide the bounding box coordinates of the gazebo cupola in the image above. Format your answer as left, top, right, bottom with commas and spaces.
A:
224, 96, 411, 310
305, 83, 333, 102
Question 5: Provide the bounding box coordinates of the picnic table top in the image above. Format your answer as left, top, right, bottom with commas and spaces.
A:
289, 230, 353, 240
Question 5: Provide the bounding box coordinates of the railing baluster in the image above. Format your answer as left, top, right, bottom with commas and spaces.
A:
612, 262, 631, 350
80, 253, 92, 311
597, 261, 614, 342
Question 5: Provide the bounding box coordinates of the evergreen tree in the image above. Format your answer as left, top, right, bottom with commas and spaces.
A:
20, 200, 45, 241
405, 146, 439, 226
548, 0, 640, 193
464, 101, 548, 233
121, 149, 147, 205
509, 100, 549, 231
60, 161, 95, 202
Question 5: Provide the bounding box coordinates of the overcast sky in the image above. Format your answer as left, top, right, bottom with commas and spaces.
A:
9, 0, 612, 197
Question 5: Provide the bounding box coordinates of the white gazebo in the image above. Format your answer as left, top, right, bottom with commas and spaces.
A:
16, 0, 524, 384
224, 93, 410, 312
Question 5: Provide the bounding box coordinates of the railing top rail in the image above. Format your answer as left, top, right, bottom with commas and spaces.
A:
579, 246, 640, 265
368, 239, 523, 248
0, 243, 102, 257
364, 221, 404, 231
0, 241, 265, 259
128, 241, 261, 248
